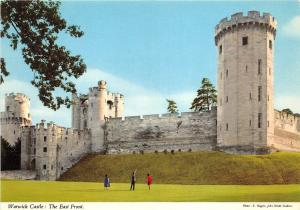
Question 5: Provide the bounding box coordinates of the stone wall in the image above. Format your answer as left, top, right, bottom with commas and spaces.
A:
271, 110, 300, 152
105, 109, 217, 154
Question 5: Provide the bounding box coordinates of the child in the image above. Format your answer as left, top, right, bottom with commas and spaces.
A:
147, 173, 153, 190
104, 174, 110, 190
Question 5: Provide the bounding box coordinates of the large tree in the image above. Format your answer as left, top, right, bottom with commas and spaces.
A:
166, 99, 178, 114
1, 0, 86, 110
190, 78, 217, 111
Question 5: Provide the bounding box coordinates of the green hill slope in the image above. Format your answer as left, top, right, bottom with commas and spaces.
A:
59, 151, 300, 185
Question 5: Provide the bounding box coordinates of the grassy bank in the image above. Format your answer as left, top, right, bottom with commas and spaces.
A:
59, 151, 300, 185
1, 180, 300, 202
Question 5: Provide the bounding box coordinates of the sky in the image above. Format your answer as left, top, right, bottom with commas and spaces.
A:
1, 0, 300, 127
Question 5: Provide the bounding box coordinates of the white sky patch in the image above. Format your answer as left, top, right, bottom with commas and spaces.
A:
275, 95, 300, 113
282, 16, 300, 38
0, 79, 70, 127
75, 68, 195, 116
0, 69, 197, 126
2, 69, 298, 127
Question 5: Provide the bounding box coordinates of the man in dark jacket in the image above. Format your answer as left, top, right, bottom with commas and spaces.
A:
130, 170, 137, 191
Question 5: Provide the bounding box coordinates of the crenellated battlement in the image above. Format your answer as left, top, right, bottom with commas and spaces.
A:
107, 109, 217, 124
0, 115, 32, 125
5, 92, 31, 102
215, 11, 277, 45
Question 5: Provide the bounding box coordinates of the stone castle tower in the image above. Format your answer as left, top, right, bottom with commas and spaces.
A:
215, 11, 277, 151
71, 80, 124, 152
0, 93, 32, 145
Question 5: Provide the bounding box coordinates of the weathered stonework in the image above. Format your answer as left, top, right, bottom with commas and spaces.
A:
1, 11, 299, 181
105, 110, 217, 154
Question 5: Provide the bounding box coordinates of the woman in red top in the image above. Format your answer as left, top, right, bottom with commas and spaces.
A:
147, 173, 153, 190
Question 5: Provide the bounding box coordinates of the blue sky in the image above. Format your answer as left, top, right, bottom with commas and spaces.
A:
1, 1, 300, 127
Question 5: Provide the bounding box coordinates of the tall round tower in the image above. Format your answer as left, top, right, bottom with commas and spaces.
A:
215, 11, 277, 153
0, 93, 32, 145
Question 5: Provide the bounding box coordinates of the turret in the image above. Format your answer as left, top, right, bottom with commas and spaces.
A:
0, 93, 32, 145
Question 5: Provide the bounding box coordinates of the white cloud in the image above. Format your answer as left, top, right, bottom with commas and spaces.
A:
282, 16, 300, 38
2, 70, 299, 128
0, 79, 70, 126
75, 68, 195, 116
1, 69, 196, 127
275, 95, 300, 114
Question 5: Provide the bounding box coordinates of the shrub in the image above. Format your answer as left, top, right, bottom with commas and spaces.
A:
163, 149, 168, 154
178, 149, 181, 152
140, 150, 144, 155
188, 148, 192, 152
171, 150, 175, 154
154, 150, 158, 154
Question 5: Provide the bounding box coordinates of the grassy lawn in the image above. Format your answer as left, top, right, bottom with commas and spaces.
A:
60, 152, 300, 185
1, 180, 300, 202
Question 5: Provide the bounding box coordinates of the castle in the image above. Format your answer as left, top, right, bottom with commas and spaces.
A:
1, 11, 300, 180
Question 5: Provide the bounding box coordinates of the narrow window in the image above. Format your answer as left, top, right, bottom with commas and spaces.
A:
258, 86, 262, 101
249, 120, 252, 126
226, 69, 228, 78
43, 147, 47, 152
249, 92, 252, 100
6, 106, 9, 111
258, 113, 262, 128
51, 165, 53, 170
34, 148, 36, 155
61, 167, 64, 171
268, 94, 269, 101
43, 164, 47, 170
267, 121, 270, 127
245, 65, 248, 73
269, 68, 271, 75
269, 40, 272, 49
258, 59, 262, 75
226, 96, 228, 103
84, 120, 87, 128
219, 45, 222, 54
242, 36, 248, 45
226, 123, 229, 131
44, 136, 47, 142
14, 130, 15, 134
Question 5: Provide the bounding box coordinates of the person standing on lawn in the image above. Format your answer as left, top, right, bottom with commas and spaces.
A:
130, 170, 137, 191
147, 173, 153, 190
104, 174, 110, 190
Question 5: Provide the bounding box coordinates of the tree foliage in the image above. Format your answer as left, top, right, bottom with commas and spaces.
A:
190, 78, 217, 111
1, 137, 21, 170
1, 0, 86, 110
281, 108, 293, 115
166, 99, 178, 114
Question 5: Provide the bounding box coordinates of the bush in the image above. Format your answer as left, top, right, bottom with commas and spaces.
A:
140, 150, 144, 155
163, 149, 168, 154
154, 150, 158, 154
132, 151, 136, 154
178, 149, 181, 152
171, 150, 175, 154
188, 148, 192, 152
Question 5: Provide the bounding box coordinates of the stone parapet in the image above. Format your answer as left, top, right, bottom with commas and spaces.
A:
215, 11, 277, 45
